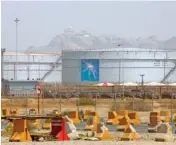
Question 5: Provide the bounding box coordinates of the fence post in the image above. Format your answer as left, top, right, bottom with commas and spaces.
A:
76, 92, 80, 112
95, 93, 99, 111
132, 95, 134, 112
115, 93, 117, 111
152, 94, 154, 112
171, 94, 173, 122
59, 93, 62, 112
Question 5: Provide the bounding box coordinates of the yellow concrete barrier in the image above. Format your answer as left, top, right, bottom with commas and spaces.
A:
117, 115, 130, 132
67, 111, 80, 124
84, 112, 100, 131
83, 110, 92, 121
9, 119, 32, 142
95, 123, 112, 140
1, 108, 9, 116
160, 110, 170, 123
117, 110, 128, 120
148, 112, 161, 133
128, 112, 141, 126
27, 109, 41, 131
9, 108, 19, 116
120, 124, 140, 141
106, 111, 119, 125
43, 119, 51, 129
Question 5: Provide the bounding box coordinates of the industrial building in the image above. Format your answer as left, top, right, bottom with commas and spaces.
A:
62, 48, 176, 84
1, 80, 40, 96
1, 48, 176, 85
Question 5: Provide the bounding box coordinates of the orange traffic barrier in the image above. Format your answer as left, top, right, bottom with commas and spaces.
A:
160, 110, 170, 123
9, 119, 32, 142
106, 111, 119, 125
128, 112, 141, 125
67, 111, 80, 124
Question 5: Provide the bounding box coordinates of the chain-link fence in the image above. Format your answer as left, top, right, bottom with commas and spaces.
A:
2, 84, 176, 122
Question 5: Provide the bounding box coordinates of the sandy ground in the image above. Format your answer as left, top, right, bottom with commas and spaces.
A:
1, 140, 176, 145
1, 98, 176, 144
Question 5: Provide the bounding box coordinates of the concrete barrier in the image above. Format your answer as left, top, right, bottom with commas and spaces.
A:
106, 111, 119, 125
67, 111, 80, 124
83, 110, 92, 121
117, 115, 130, 132
9, 119, 32, 142
120, 124, 140, 141
160, 110, 170, 123
148, 112, 161, 133
95, 123, 112, 140
128, 112, 141, 126
155, 123, 174, 142
117, 110, 128, 121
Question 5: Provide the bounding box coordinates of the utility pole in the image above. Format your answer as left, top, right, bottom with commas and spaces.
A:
140, 74, 145, 98
14, 18, 20, 80
140, 74, 145, 86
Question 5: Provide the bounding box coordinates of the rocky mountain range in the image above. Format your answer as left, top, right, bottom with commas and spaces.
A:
25, 28, 176, 53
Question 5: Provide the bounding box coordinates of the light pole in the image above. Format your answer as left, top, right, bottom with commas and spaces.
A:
14, 18, 20, 80
140, 74, 145, 98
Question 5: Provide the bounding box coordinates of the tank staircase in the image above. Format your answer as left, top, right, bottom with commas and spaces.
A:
161, 63, 176, 83
41, 55, 62, 81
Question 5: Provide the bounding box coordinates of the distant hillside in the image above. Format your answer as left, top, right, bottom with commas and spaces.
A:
25, 28, 176, 53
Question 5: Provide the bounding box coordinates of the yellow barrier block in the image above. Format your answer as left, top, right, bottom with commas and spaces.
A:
67, 111, 80, 124
117, 115, 130, 132
42, 119, 51, 129
117, 110, 128, 120
128, 112, 141, 126
160, 110, 170, 123
84, 111, 100, 131
121, 124, 140, 141
83, 110, 92, 121
2, 108, 9, 116
148, 112, 161, 132
9, 108, 19, 116
9, 119, 32, 142
106, 111, 119, 125
95, 123, 112, 140
90, 111, 100, 124
28, 109, 42, 131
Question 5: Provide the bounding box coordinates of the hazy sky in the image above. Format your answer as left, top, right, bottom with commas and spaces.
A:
1, 1, 176, 51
